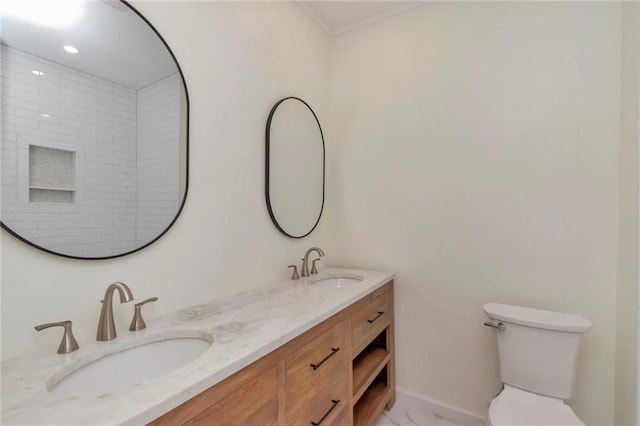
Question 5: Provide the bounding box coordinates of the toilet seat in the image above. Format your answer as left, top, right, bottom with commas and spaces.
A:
488, 385, 584, 426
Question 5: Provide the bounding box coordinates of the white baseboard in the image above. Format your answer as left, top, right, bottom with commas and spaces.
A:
395, 387, 487, 426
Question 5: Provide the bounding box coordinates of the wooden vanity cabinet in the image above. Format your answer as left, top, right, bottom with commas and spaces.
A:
350, 283, 395, 425
285, 320, 350, 425
149, 281, 394, 426
184, 366, 278, 425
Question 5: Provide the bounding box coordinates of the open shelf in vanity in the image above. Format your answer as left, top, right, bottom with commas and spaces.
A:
353, 327, 391, 401
354, 370, 390, 426
352, 326, 394, 425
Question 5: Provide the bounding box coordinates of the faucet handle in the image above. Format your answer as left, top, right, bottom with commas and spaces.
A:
311, 258, 321, 275
129, 297, 158, 331
288, 265, 300, 280
34, 320, 79, 354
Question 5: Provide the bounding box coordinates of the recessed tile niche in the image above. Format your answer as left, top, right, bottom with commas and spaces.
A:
28, 145, 75, 204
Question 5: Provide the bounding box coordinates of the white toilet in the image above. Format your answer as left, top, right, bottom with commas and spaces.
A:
483, 303, 592, 425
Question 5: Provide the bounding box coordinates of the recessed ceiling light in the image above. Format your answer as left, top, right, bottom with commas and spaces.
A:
63, 45, 79, 54
41, 113, 51, 118
32, 70, 44, 76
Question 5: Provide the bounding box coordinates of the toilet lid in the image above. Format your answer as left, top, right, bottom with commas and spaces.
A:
489, 386, 584, 426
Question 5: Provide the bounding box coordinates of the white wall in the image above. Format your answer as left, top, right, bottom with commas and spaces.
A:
0, 1, 331, 360
136, 73, 182, 247
328, 3, 624, 424
1, 45, 139, 257
619, 3, 640, 425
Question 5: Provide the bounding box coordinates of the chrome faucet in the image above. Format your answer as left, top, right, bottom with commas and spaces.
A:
97, 281, 134, 341
301, 247, 324, 277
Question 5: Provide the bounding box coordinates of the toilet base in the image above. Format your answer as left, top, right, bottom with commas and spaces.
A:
487, 385, 584, 426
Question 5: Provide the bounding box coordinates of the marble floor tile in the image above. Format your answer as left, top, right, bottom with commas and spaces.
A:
375, 397, 468, 426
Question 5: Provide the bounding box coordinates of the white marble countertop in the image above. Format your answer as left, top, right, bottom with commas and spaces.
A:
1, 267, 394, 425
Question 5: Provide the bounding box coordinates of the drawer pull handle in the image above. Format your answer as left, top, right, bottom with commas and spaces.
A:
310, 347, 340, 370
311, 399, 340, 426
367, 311, 384, 324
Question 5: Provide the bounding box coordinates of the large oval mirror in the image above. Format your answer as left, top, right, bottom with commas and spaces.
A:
0, 0, 189, 259
266, 97, 324, 238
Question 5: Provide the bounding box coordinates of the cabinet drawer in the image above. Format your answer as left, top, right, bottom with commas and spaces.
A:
286, 389, 350, 426
183, 366, 278, 426
285, 320, 349, 418
331, 406, 352, 426
351, 287, 392, 355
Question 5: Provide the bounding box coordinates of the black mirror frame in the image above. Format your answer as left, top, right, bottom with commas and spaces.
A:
265, 97, 325, 239
0, 0, 190, 260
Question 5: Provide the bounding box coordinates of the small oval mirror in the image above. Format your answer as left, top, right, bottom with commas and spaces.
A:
265, 97, 324, 238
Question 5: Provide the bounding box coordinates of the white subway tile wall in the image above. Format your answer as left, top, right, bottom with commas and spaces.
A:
136, 74, 181, 247
1, 46, 181, 257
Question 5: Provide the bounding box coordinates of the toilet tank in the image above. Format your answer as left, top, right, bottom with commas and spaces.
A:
484, 303, 591, 400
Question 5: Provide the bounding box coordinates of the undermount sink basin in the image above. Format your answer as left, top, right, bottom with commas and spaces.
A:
49, 331, 212, 397
310, 274, 364, 289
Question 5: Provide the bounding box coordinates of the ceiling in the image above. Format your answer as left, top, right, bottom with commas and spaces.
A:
0, 0, 418, 88
299, 1, 420, 36
0, 0, 178, 89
